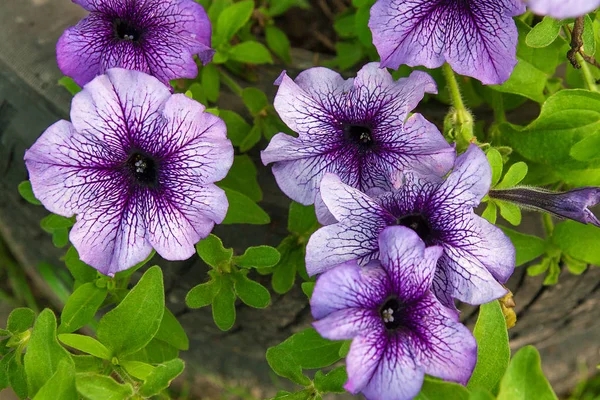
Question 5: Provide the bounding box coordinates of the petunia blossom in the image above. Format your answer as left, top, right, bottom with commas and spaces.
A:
369, 0, 526, 85
311, 226, 477, 400
306, 144, 515, 307
525, 0, 600, 19
489, 186, 600, 227
57, 0, 214, 87
25, 68, 233, 276
261, 62, 455, 206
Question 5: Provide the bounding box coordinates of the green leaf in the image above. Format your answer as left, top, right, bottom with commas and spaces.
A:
481, 202, 498, 224
553, 221, 600, 264
122, 338, 179, 364
486, 149, 503, 187
40, 214, 74, 232
24, 309, 74, 397
120, 361, 155, 380
239, 124, 262, 152
275, 328, 343, 369
97, 266, 164, 357
265, 25, 292, 64
495, 162, 528, 189
500, 226, 547, 266
288, 202, 317, 235
497, 346, 558, 400
272, 389, 313, 400
37, 262, 71, 304
33, 360, 77, 400
218, 155, 263, 202
154, 307, 189, 351
527, 258, 550, 277
314, 366, 347, 393
187, 82, 207, 105
497, 201, 522, 226
212, 276, 236, 331
186, 279, 219, 308
301, 282, 315, 299
195, 234, 233, 268
220, 110, 251, 147
58, 334, 111, 360
58, 283, 107, 333
7, 308, 35, 334
64, 247, 97, 284
468, 301, 510, 394
242, 87, 269, 115
234, 246, 280, 268
469, 388, 496, 400
216, 1, 255, 43
139, 358, 185, 397
266, 0, 309, 17
73, 355, 103, 374
543, 259, 561, 285
222, 188, 271, 225
201, 64, 221, 103
232, 271, 271, 308
75, 373, 134, 400
583, 15, 596, 56
416, 377, 470, 400
266, 346, 311, 386
18, 180, 41, 205
229, 41, 273, 64
526, 17, 562, 48
58, 77, 82, 95
9, 354, 28, 399
570, 130, 600, 161
52, 228, 69, 248
272, 241, 304, 294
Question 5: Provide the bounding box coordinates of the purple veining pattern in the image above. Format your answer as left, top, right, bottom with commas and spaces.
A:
306, 144, 515, 307
311, 227, 477, 400
57, 0, 214, 87
525, 0, 600, 18
25, 68, 233, 276
261, 62, 455, 206
369, 0, 526, 85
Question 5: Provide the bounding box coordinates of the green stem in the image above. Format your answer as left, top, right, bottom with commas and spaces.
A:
219, 68, 244, 97
442, 63, 466, 117
577, 53, 598, 92
542, 213, 554, 238
491, 91, 506, 124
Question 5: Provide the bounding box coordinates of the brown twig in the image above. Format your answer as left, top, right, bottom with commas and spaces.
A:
567, 17, 585, 69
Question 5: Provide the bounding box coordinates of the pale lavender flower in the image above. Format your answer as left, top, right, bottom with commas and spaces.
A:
261, 63, 455, 206
25, 68, 233, 276
525, 0, 600, 18
489, 187, 600, 227
57, 0, 214, 87
369, 0, 526, 85
311, 226, 477, 400
306, 145, 515, 307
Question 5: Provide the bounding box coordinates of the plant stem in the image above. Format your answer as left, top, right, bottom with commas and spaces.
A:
577, 53, 598, 92
542, 213, 554, 238
219, 68, 244, 97
490, 90, 506, 124
442, 63, 466, 118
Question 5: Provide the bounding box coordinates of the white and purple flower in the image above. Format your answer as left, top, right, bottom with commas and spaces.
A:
25, 68, 233, 276
525, 0, 600, 19
369, 0, 526, 85
311, 226, 477, 400
306, 144, 515, 307
57, 0, 215, 87
261, 63, 455, 206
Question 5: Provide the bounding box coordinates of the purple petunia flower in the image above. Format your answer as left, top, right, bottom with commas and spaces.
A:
311, 226, 477, 400
25, 68, 233, 276
57, 0, 214, 87
525, 0, 600, 19
489, 186, 600, 227
306, 144, 515, 307
261, 62, 455, 206
369, 0, 526, 85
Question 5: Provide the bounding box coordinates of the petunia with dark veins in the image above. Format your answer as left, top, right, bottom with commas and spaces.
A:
311, 227, 477, 400
261, 62, 455, 207
306, 144, 515, 307
369, 0, 526, 85
25, 68, 234, 276
57, 0, 215, 87
525, 0, 600, 19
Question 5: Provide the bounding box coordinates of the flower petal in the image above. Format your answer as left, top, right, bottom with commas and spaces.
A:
526, 0, 600, 19
313, 308, 381, 341
378, 226, 444, 302
469, 215, 515, 283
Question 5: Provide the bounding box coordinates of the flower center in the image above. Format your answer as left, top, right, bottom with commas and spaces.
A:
113, 18, 141, 42
127, 152, 158, 187
343, 124, 374, 148
380, 297, 402, 330
395, 214, 431, 242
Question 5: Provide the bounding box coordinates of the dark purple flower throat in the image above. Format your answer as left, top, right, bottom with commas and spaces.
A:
113, 17, 143, 42
126, 151, 159, 187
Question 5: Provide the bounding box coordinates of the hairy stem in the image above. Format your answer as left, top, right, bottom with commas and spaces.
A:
442, 63, 466, 118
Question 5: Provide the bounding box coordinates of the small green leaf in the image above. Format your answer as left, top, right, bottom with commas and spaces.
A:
216, 0, 255, 43
212, 276, 236, 331
482, 202, 498, 224
274, 328, 343, 369
333, 40, 364, 70
7, 308, 35, 334
469, 388, 496, 400
9, 355, 28, 399
186, 82, 208, 105
75, 373, 134, 400
64, 247, 97, 284
58, 334, 111, 360
122, 338, 179, 365
570, 131, 600, 161
543, 259, 561, 285
272, 242, 304, 294
497, 346, 558, 400
33, 360, 77, 400
18, 181, 41, 205
222, 188, 271, 225
52, 228, 69, 248
195, 234, 233, 268
239, 124, 262, 152
58, 77, 82, 95
139, 358, 185, 397
527, 258, 550, 277
266, 0, 309, 17
186, 279, 219, 308
229, 41, 273, 64
220, 110, 251, 147
583, 15, 596, 56
526, 17, 562, 48
301, 282, 315, 299
97, 266, 164, 357
266, 346, 311, 386
201, 64, 221, 103
500, 226, 547, 266
120, 361, 155, 380
496, 162, 528, 189
486, 149, 503, 187
416, 377, 470, 400
234, 246, 280, 268
553, 221, 600, 264
242, 87, 269, 115
233, 271, 271, 308
154, 307, 189, 351
265, 25, 292, 64
40, 214, 74, 233
314, 366, 347, 393
468, 301, 510, 394
218, 155, 263, 202
498, 201, 522, 226
58, 283, 107, 333
73, 355, 103, 374
288, 202, 317, 235
24, 309, 74, 397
